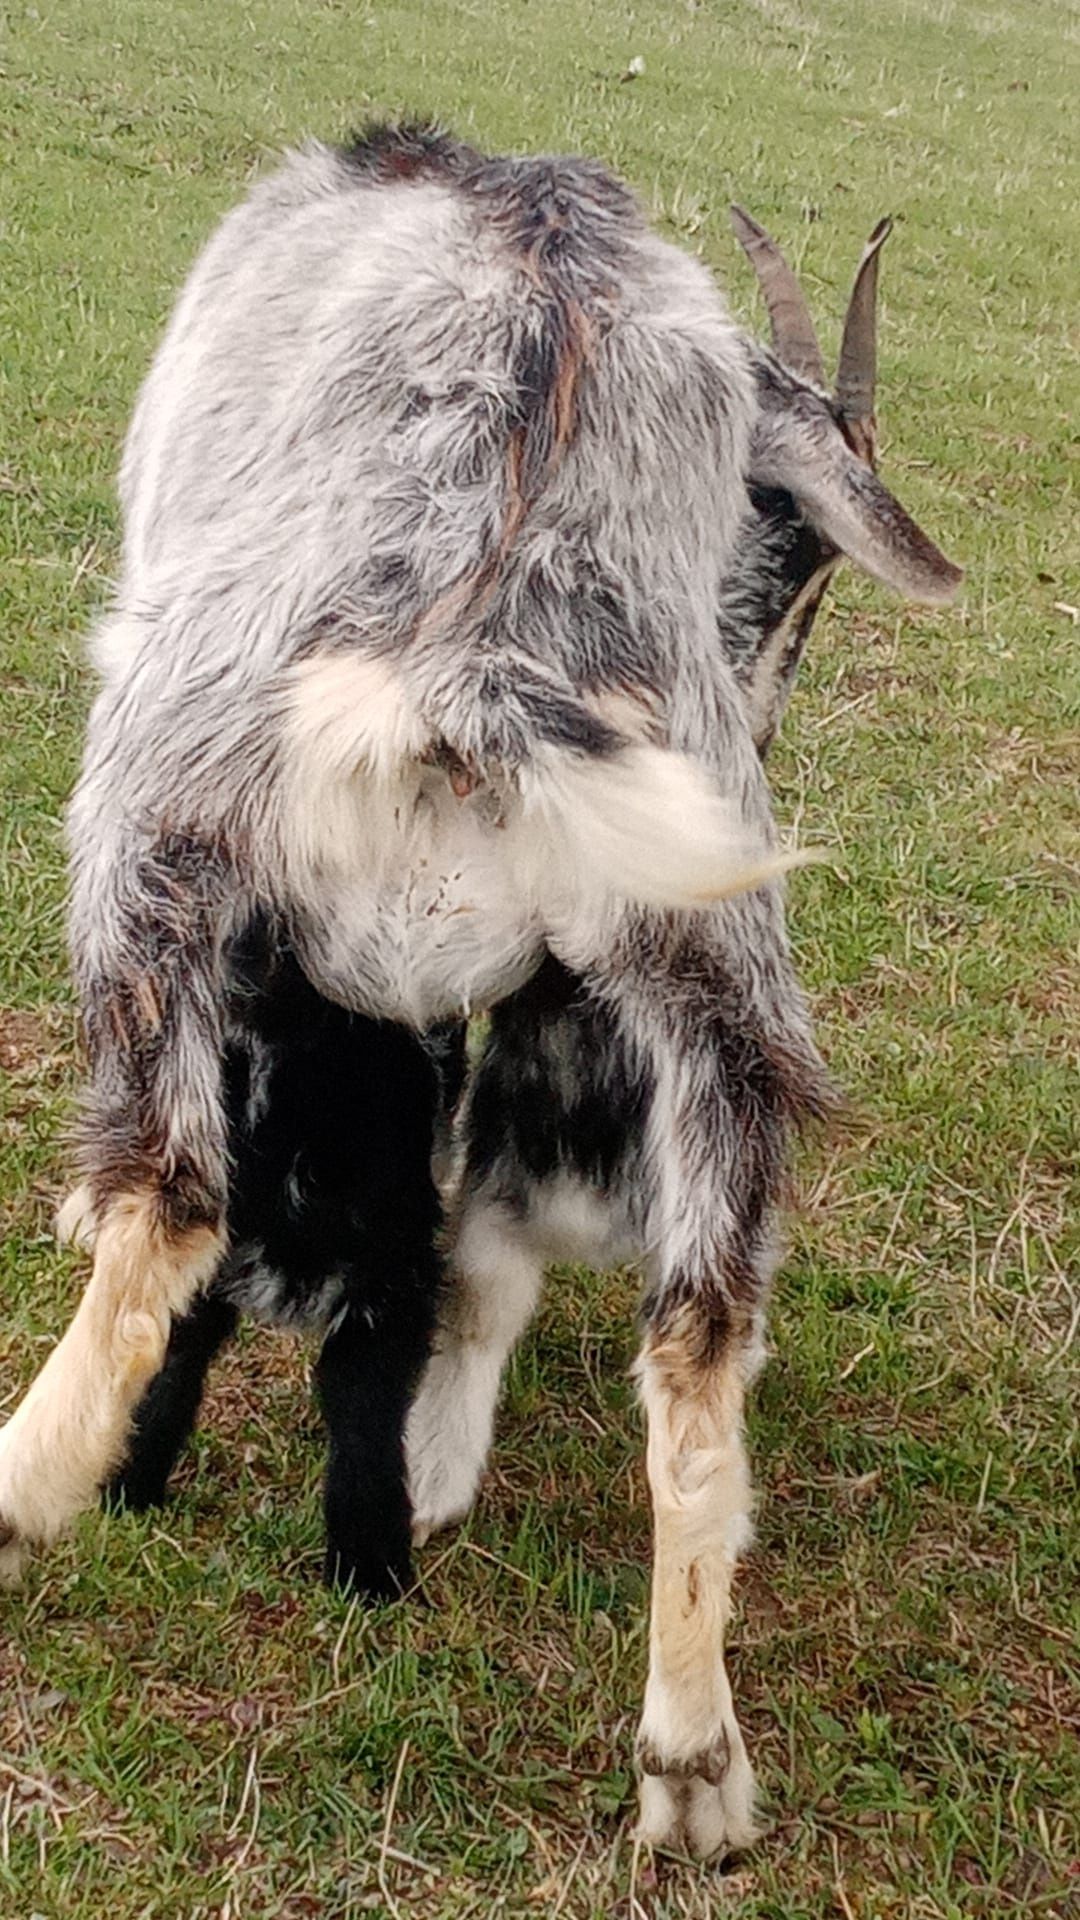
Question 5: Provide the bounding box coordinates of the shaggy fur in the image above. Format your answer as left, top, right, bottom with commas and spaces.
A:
1, 122, 961, 1859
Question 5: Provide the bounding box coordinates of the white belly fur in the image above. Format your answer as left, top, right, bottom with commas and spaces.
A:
274, 644, 782, 1027
289, 770, 545, 1029
279, 650, 545, 1027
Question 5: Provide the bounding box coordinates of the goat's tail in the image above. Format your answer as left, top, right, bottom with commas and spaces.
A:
503, 692, 815, 910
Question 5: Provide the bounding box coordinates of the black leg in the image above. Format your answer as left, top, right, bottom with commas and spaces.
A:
106, 1286, 238, 1511
315, 1272, 438, 1600
217, 917, 447, 1597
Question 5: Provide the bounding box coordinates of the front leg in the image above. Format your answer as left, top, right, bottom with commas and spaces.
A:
106, 1285, 238, 1512
317, 1263, 440, 1600
405, 1193, 545, 1545
406, 956, 624, 1545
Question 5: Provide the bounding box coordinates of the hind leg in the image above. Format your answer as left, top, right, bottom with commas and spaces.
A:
0, 836, 232, 1583
526, 896, 831, 1860
53, 1184, 237, 1513
0, 1193, 225, 1583
106, 1285, 238, 1512
634, 1304, 764, 1860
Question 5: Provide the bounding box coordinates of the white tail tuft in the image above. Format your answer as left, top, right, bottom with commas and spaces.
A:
523, 743, 818, 909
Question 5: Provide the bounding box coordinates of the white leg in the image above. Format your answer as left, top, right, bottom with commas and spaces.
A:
405, 1196, 545, 1543
634, 1320, 761, 1860
55, 1181, 99, 1251
0, 1191, 223, 1584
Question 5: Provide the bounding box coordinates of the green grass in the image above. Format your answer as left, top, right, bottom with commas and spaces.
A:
1, 1, 1078, 1913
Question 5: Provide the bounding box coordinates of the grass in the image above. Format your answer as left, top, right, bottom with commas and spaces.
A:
1, 0, 1077, 1913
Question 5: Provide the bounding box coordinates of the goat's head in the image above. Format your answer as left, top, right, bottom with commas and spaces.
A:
724, 208, 962, 755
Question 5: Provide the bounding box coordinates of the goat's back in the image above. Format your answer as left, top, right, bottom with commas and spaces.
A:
114, 133, 755, 692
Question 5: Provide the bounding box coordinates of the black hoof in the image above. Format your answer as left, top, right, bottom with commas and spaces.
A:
322, 1541, 414, 1602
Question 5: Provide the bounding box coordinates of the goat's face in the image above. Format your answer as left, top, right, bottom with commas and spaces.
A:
723, 213, 960, 755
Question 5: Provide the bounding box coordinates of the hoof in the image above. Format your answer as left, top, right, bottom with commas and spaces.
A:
409, 1491, 472, 1548
406, 1426, 484, 1547
636, 1728, 758, 1861
322, 1543, 413, 1603
0, 1517, 28, 1589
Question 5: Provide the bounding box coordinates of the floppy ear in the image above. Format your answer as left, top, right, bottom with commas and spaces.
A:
751, 387, 963, 606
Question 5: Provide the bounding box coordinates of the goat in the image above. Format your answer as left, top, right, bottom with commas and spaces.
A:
0, 124, 961, 1859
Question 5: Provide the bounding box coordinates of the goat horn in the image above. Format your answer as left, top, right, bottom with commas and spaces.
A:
835, 216, 893, 424
730, 204, 826, 389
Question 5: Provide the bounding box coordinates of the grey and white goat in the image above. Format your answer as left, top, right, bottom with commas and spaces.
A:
0, 124, 960, 1859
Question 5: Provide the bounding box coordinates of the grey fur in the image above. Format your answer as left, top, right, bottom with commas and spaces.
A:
1, 124, 963, 1857
63, 118, 959, 1498
67, 133, 801, 1219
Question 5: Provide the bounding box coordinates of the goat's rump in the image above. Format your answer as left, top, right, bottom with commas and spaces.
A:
78, 122, 782, 984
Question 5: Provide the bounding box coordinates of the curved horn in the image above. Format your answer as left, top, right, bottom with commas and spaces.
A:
730, 204, 826, 389
835, 215, 893, 426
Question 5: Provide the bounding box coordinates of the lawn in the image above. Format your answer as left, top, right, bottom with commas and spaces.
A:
1, 1, 1077, 1914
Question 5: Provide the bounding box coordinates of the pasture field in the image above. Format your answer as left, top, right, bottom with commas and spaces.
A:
1, 1, 1077, 1914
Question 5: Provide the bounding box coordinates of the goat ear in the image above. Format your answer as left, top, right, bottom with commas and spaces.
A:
752, 404, 963, 605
